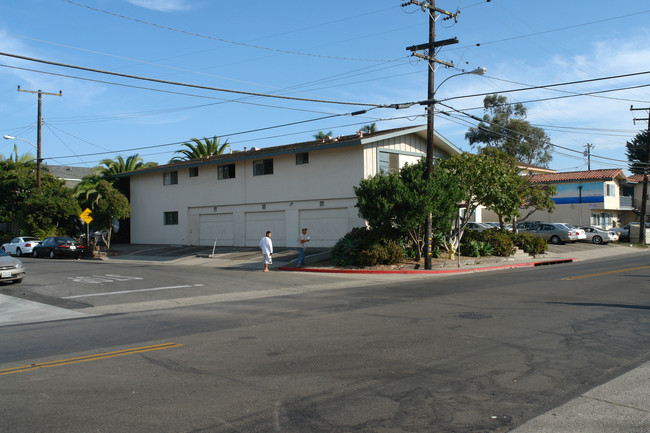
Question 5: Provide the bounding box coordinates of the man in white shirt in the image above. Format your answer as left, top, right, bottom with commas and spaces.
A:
296, 228, 310, 267
259, 231, 273, 272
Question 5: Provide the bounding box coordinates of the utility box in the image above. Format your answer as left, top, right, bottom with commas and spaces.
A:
628, 223, 650, 244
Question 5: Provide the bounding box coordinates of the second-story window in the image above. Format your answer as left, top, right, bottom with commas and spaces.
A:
253, 159, 273, 176
163, 171, 178, 185
296, 152, 309, 165
218, 164, 236, 179
189, 167, 199, 177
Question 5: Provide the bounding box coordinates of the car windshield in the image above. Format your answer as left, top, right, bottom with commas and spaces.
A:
23, 237, 39, 241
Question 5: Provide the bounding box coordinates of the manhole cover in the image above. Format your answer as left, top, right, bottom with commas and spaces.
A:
457, 312, 493, 320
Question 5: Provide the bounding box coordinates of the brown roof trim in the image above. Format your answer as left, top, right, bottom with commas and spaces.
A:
529, 168, 628, 183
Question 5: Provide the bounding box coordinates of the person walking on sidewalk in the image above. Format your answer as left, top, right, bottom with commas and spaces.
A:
296, 228, 310, 267
259, 231, 273, 272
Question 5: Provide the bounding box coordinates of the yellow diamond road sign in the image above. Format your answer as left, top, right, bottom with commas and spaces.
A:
80, 208, 93, 224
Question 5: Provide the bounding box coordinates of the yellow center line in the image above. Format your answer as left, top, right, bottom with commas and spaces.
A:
0, 342, 183, 376
563, 265, 650, 280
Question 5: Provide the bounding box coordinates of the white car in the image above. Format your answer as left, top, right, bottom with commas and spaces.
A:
0, 249, 25, 284
578, 226, 618, 244
555, 223, 586, 241
1, 236, 42, 257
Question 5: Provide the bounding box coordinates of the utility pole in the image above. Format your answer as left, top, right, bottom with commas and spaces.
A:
584, 143, 594, 171
17, 85, 62, 190
630, 105, 650, 244
403, 0, 458, 269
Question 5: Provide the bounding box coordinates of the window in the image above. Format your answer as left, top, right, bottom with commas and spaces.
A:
189, 167, 199, 177
296, 152, 309, 165
164, 211, 178, 225
388, 153, 399, 173
218, 164, 236, 179
163, 171, 178, 185
605, 183, 615, 197
253, 159, 273, 176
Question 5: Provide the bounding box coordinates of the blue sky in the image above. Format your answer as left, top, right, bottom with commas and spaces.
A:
2, 0, 650, 174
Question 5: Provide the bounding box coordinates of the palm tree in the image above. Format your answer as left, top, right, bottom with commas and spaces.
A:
96, 154, 157, 178
313, 131, 333, 140
362, 123, 377, 134
3, 144, 35, 163
170, 136, 230, 162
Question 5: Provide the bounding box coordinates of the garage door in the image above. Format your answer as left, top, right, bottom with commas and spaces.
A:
245, 211, 285, 246
199, 213, 234, 246
299, 208, 348, 247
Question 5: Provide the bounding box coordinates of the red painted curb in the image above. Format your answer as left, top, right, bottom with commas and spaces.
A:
279, 258, 576, 274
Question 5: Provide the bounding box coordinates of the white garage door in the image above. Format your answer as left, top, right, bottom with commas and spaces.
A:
245, 211, 285, 246
199, 213, 234, 246
299, 208, 348, 247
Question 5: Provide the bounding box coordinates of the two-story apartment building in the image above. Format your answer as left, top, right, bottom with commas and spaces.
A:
120, 125, 461, 247
519, 169, 634, 228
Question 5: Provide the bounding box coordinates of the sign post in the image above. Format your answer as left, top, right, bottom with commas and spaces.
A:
80, 208, 93, 247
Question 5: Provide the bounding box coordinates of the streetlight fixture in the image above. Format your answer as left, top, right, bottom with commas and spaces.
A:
423, 66, 486, 269
3, 134, 41, 189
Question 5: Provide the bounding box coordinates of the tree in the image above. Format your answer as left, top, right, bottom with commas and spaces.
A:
170, 136, 230, 163
518, 179, 557, 223
0, 161, 82, 238
91, 180, 131, 251
437, 149, 525, 254
465, 94, 552, 167
626, 129, 650, 243
362, 123, 377, 134
354, 158, 463, 260
97, 154, 156, 178
313, 131, 333, 140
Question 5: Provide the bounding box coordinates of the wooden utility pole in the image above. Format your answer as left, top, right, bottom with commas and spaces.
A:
17, 86, 62, 190
630, 105, 650, 244
403, 0, 458, 269
584, 143, 594, 171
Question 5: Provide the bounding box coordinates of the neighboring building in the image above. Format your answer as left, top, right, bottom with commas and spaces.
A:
626, 174, 650, 224
43, 164, 92, 188
119, 125, 461, 248
510, 169, 634, 229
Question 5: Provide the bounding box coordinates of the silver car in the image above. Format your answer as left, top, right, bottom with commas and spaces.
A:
526, 223, 579, 244
578, 226, 617, 244
0, 249, 26, 284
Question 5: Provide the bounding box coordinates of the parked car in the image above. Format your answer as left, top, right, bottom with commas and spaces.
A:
0, 249, 25, 284
466, 222, 492, 232
578, 226, 618, 244
516, 221, 543, 232
554, 223, 586, 241
32, 237, 84, 259
1, 236, 42, 257
525, 223, 579, 244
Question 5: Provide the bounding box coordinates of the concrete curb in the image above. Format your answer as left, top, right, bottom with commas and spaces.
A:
279, 258, 576, 274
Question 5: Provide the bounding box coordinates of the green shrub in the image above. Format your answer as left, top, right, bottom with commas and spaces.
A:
460, 239, 481, 257
482, 229, 515, 257
332, 228, 405, 267
508, 231, 547, 256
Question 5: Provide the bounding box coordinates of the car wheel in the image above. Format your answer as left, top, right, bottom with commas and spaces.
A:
49, 249, 56, 259
33, 250, 39, 258
16, 248, 23, 257
12, 278, 24, 284
550, 235, 561, 245
592, 236, 603, 244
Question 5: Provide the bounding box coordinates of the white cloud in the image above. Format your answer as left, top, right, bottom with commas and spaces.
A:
125, 0, 195, 12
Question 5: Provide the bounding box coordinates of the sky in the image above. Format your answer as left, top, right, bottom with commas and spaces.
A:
2, 0, 650, 175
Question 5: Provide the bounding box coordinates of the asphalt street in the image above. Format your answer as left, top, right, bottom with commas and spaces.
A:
0, 243, 648, 432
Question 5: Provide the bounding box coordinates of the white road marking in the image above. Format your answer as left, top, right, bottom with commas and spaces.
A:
68, 274, 144, 284
63, 284, 204, 299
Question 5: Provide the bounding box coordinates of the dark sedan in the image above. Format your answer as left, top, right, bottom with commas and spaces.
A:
32, 237, 84, 259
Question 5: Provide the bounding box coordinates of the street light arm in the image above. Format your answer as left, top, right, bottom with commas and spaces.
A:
3, 135, 37, 149
434, 67, 486, 94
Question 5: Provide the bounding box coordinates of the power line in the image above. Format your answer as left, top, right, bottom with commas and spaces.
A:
441, 69, 650, 102
61, 0, 395, 63
0, 51, 383, 107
